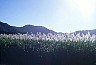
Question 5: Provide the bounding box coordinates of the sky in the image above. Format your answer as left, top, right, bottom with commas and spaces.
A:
0, 0, 96, 33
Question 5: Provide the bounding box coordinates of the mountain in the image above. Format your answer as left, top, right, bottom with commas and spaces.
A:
0, 21, 96, 35
0, 22, 19, 34
0, 21, 56, 34
16, 25, 56, 34
73, 29, 96, 35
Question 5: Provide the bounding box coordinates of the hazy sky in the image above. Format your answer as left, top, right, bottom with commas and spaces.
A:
0, 0, 96, 33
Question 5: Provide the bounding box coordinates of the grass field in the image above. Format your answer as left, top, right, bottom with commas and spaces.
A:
0, 33, 96, 65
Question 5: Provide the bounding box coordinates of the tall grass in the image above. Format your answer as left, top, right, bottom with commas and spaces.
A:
0, 33, 96, 65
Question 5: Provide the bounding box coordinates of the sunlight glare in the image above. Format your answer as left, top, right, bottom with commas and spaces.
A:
69, 0, 95, 19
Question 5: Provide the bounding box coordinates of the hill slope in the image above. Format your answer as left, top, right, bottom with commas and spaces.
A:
0, 21, 96, 35
0, 21, 56, 34
0, 22, 18, 34
74, 29, 96, 35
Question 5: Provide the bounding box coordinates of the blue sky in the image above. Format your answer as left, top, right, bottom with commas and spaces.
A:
0, 0, 96, 33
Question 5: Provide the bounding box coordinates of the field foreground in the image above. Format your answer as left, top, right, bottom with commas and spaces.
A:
0, 33, 96, 65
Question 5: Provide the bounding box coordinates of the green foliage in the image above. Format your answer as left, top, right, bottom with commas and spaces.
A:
0, 37, 96, 53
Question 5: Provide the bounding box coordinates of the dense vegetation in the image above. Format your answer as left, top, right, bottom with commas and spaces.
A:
0, 33, 96, 65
